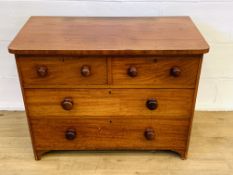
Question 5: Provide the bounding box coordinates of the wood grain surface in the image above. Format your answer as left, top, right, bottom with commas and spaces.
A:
17, 56, 107, 86
8, 16, 209, 55
24, 88, 194, 119
17, 55, 201, 88
31, 118, 189, 153
112, 56, 200, 88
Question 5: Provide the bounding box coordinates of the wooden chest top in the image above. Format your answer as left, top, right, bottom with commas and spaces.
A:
8, 16, 209, 56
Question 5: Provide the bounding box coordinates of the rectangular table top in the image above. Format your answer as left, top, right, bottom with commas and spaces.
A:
8, 16, 209, 56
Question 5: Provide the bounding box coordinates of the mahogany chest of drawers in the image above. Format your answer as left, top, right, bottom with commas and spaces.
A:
8, 17, 209, 160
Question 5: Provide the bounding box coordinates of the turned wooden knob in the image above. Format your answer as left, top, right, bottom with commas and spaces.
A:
144, 128, 155, 140
146, 98, 158, 110
37, 65, 48, 77
127, 66, 137, 77
170, 66, 181, 77
81, 65, 91, 77
61, 97, 73, 110
65, 128, 76, 140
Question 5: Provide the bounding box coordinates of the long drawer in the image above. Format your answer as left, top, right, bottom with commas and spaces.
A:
31, 118, 189, 151
25, 88, 194, 119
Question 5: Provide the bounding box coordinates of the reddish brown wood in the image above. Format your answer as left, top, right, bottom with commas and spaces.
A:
107, 57, 113, 85
111, 56, 201, 88
36, 65, 48, 77
144, 128, 155, 140
170, 66, 181, 77
35, 150, 50, 160
8, 17, 209, 160
127, 66, 138, 77
65, 128, 77, 140
31, 118, 189, 152
184, 57, 204, 159
81, 65, 91, 77
17, 56, 107, 86
61, 97, 73, 111
24, 88, 194, 119
15, 55, 39, 161
8, 17, 209, 55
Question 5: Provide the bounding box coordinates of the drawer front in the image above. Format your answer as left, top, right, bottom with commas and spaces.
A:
17, 56, 107, 86
25, 89, 194, 119
111, 56, 201, 88
31, 118, 189, 150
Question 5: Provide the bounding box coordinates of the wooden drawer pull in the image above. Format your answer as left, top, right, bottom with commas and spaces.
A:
81, 65, 91, 77
170, 66, 181, 77
36, 65, 48, 77
146, 98, 158, 110
61, 97, 73, 110
144, 128, 155, 140
127, 66, 137, 77
65, 128, 76, 140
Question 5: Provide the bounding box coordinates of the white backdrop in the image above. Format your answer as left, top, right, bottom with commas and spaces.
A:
0, 0, 233, 111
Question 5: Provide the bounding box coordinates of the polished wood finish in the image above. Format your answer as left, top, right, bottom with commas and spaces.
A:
31, 118, 189, 152
17, 56, 107, 86
184, 57, 203, 158
111, 56, 200, 88
24, 88, 194, 118
8, 17, 209, 55
8, 17, 209, 160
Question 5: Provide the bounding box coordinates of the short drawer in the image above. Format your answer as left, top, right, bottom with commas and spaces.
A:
25, 88, 194, 119
17, 56, 107, 86
111, 56, 201, 88
31, 118, 189, 151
